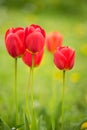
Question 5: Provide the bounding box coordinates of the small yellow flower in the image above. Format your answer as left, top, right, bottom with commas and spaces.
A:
81, 122, 87, 129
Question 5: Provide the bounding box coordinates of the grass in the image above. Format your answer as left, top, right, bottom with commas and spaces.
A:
0, 7, 87, 129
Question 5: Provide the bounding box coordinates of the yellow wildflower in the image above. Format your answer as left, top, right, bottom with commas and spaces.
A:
81, 122, 87, 129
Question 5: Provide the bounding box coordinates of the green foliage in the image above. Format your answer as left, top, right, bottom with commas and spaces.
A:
0, 118, 10, 130
0, 0, 87, 15
24, 115, 30, 130
0, 6, 87, 130
54, 102, 62, 130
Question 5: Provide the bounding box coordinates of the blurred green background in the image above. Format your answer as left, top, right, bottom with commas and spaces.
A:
0, 0, 87, 15
0, 0, 87, 129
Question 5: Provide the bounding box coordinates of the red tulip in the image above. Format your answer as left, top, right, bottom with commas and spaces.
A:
25, 24, 46, 54
46, 32, 63, 53
5, 27, 25, 58
54, 46, 75, 70
22, 49, 44, 67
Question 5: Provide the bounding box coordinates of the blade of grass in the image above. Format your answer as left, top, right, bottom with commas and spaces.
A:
0, 118, 11, 130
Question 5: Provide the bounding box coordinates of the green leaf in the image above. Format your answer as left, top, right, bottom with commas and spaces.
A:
72, 118, 87, 130
31, 115, 38, 130
38, 108, 52, 130
15, 123, 24, 129
0, 117, 11, 130
54, 101, 62, 130
24, 114, 30, 130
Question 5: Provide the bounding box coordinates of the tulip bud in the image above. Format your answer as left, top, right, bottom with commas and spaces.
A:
25, 24, 46, 54
22, 49, 44, 67
5, 27, 25, 58
54, 46, 75, 70
46, 32, 63, 53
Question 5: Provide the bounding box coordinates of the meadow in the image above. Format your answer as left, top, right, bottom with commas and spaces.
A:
0, 7, 87, 130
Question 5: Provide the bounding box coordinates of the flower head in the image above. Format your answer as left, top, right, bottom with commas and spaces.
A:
22, 49, 44, 67
54, 46, 75, 70
25, 24, 46, 54
46, 32, 63, 53
81, 122, 87, 130
5, 27, 25, 58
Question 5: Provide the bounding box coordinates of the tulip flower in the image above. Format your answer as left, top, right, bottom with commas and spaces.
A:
25, 24, 46, 54
5, 27, 25, 124
24, 24, 45, 130
22, 49, 44, 67
46, 32, 63, 53
54, 46, 75, 130
5, 27, 25, 58
54, 46, 75, 70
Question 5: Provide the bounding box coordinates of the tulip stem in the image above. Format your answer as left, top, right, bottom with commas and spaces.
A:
61, 70, 65, 130
30, 54, 37, 130
14, 58, 18, 124
25, 68, 31, 121
31, 54, 34, 112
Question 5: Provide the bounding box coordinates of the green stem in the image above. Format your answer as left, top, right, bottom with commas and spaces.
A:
30, 54, 37, 130
25, 68, 31, 121
31, 54, 34, 118
14, 58, 18, 124
51, 84, 55, 130
61, 70, 65, 130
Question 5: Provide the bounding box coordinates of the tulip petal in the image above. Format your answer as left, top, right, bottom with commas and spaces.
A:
22, 49, 44, 67
6, 34, 19, 57
6, 33, 25, 57
26, 32, 45, 53
30, 24, 46, 38
54, 50, 66, 70
22, 51, 32, 66
16, 30, 25, 44
46, 32, 63, 53
34, 49, 44, 67
60, 47, 70, 58
13, 27, 24, 33
68, 51, 75, 69
5, 28, 14, 41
